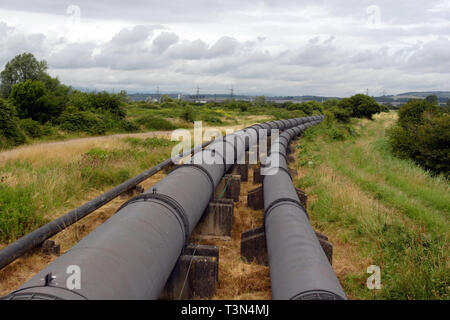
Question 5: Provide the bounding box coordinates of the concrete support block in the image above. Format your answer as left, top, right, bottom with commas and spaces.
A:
287, 154, 295, 163
41, 240, 60, 256
240, 227, 333, 266
193, 199, 234, 240
214, 175, 240, 202
247, 186, 264, 210
253, 166, 262, 184
288, 168, 297, 179
160, 244, 219, 300
295, 188, 308, 209
287, 144, 293, 154
315, 231, 333, 265
240, 227, 268, 266
319, 239, 333, 265
234, 164, 248, 182
225, 174, 241, 202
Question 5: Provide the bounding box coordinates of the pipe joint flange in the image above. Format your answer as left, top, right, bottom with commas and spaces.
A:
261, 166, 292, 183
263, 198, 308, 227
291, 290, 346, 300
116, 192, 190, 245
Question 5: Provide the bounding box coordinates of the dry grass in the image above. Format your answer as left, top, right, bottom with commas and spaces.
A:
205, 167, 271, 300
0, 171, 166, 296
0, 131, 173, 167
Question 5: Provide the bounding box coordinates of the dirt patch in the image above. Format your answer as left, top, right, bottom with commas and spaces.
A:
200, 166, 271, 300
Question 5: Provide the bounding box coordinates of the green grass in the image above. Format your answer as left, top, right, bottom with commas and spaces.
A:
296, 112, 449, 300
0, 137, 176, 243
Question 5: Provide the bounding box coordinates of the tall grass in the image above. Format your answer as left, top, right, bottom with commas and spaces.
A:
296, 112, 449, 300
0, 137, 176, 243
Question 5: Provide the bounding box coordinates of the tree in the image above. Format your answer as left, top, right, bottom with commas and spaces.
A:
0, 53, 48, 98
424, 95, 438, 106
254, 96, 267, 107
345, 94, 381, 119
397, 99, 439, 128
9, 80, 49, 122
88, 91, 126, 118
0, 98, 26, 148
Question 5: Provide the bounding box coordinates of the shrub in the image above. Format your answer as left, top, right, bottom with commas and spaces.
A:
88, 91, 126, 118
389, 100, 449, 177
340, 94, 381, 119
397, 99, 439, 128
302, 111, 356, 142
181, 105, 195, 123
0, 98, 26, 148
135, 115, 176, 130
59, 107, 106, 135
19, 118, 43, 138
201, 114, 223, 124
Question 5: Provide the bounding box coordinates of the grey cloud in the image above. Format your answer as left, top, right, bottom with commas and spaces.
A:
0, 0, 449, 96
169, 39, 208, 60
207, 36, 239, 58
49, 42, 96, 68
110, 25, 159, 46
406, 37, 450, 73
0, 22, 46, 66
153, 32, 179, 53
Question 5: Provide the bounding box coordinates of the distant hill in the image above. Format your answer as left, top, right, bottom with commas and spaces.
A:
395, 91, 450, 99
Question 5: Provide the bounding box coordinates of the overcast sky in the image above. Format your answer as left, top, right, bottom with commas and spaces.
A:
0, 0, 449, 97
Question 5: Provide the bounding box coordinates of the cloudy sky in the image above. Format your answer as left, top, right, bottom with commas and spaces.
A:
0, 0, 449, 97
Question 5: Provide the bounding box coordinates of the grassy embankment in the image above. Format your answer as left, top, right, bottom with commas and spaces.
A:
295, 112, 449, 300
0, 136, 177, 243
0, 112, 272, 245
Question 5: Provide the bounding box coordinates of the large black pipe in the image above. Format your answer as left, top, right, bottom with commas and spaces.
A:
3, 117, 319, 300
0, 141, 213, 271
263, 116, 347, 300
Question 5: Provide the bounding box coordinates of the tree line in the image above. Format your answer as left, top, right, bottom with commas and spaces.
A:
0, 53, 132, 149
1, 52, 387, 150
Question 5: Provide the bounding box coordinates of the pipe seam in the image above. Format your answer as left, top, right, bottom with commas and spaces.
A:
264, 198, 308, 225
116, 193, 190, 245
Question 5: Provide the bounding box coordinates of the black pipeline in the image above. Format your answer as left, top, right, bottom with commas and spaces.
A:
0, 141, 212, 271
3, 117, 320, 300
263, 116, 347, 300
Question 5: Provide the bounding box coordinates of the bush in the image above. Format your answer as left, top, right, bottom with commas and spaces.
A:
397, 99, 439, 128
181, 105, 195, 123
388, 100, 449, 177
340, 94, 381, 119
328, 105, 352, 123
19, 118, 43, 138
124, 137, 176, 148
302, 111, 356, 142
88, 91, 126, 118
59, 107, 106, 135
0, 98, 26, 148
201, 114, 223, 124
135, 115, 176, 130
